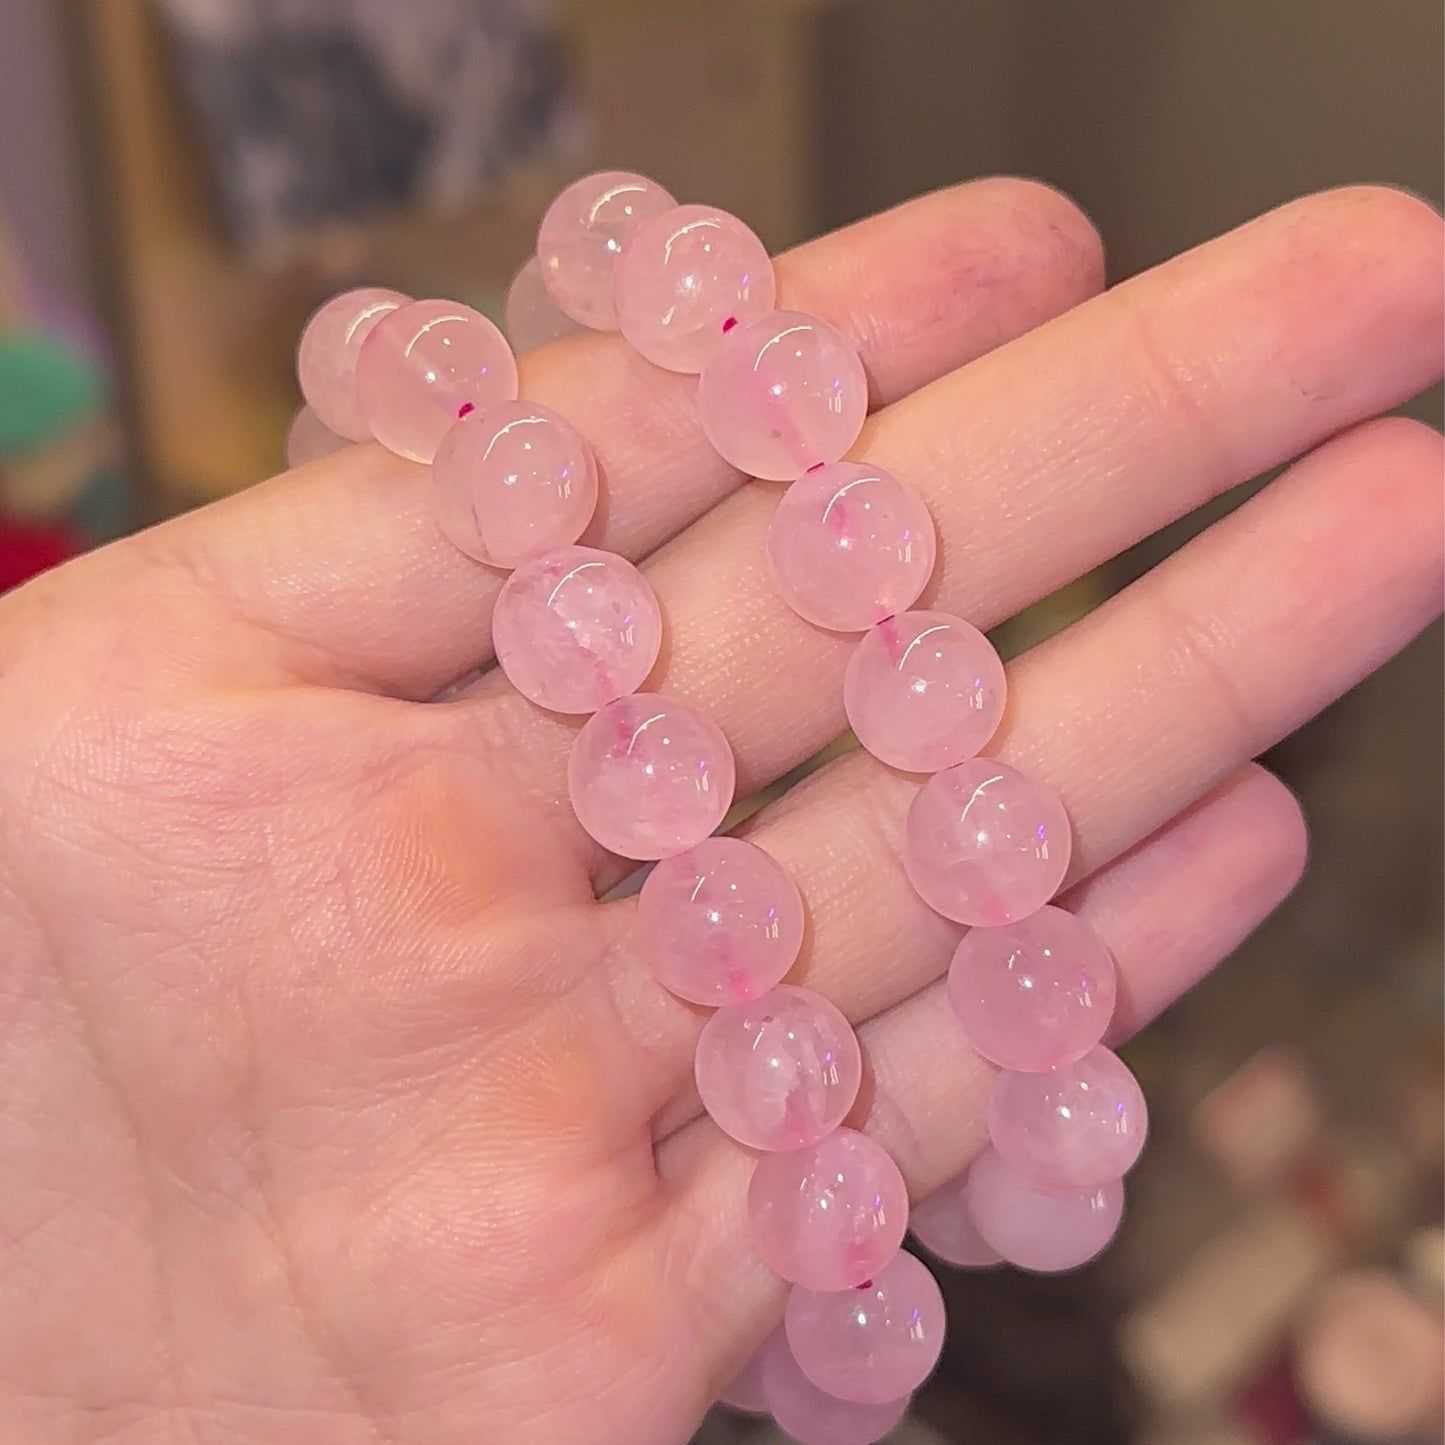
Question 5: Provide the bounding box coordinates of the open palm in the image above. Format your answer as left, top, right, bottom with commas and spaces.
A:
0, 179, 1439, 1445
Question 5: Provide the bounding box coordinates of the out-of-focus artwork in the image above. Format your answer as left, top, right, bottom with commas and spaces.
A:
155, 0, 574, 258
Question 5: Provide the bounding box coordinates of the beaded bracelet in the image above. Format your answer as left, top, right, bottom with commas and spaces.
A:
294, 170, 1147, 1445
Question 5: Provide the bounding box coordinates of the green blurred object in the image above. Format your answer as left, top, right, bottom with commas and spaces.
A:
0, 332, 107, 458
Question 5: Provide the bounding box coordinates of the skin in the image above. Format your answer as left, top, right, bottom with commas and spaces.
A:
0, 178, 1439, 1445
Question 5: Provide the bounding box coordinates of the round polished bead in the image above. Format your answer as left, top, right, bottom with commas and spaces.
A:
747, 1128, 908, 1291
494, 546, 661, 714
285, 405, 346, 468
767, 464, 936, 631
297, 286, 408, 440
696, 985, 861, 1152
909, 1174, 1003, 1269
503, 256, 584, 353
432, 401, 598, 568
760, 1332, 910, 1445
785, 1251, 946, 1405
636, 837, 804, 1006
902, 759, 1072, 926
966, 1145, 1125, 1273
845, 611, 1006, 770
537, 170, 677, 330
989, 1045, 1147, 1193
614, 204, 776, 373
355, 299, 518, 463
696, 310, 868, 481
568, 694, 735, 860
948, 906, 1117, 1073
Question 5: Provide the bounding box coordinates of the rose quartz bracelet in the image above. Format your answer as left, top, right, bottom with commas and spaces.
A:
294, 170, 1148, 1445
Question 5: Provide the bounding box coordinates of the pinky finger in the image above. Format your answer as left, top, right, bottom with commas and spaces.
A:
657, 762, 1307, 1397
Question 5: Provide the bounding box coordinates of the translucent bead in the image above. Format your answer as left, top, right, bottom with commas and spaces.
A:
766, 464, 936, 632
785, 1251, 946, 1405
760, 1332, 910, 1445
614, 204, 776, 373
355, 299, 518, 463
493, 546, 661, 715
696, 985, 861, 1152
432, 402, 598, 568
718, 1330, 780, 1414
635, 837, 804, 1006
948, 906, 1117, 1073
568, 694, 735, 860
988, 1045, 1147, 1193
503, 257, 583, 354
285, 406, 346, 468
697, 310, 868, 481
747, 1128, 908, 1291
902, 759, 1072, 926
537, 171, 677, 330
909, 1174, 1003, 1269
844, 611, 1006, 771
966, 1145, 1124, 1273
297, 286, 408, 440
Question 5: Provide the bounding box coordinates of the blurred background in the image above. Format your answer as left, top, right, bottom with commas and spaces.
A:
0, 3, 1440, 1443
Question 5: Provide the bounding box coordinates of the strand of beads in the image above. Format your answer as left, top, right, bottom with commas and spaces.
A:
292, 168, 1150, 1445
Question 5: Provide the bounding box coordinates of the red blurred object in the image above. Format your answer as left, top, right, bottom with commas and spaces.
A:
0, 518, 82, 592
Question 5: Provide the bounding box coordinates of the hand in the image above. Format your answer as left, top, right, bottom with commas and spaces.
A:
0, 180, 1439, 1445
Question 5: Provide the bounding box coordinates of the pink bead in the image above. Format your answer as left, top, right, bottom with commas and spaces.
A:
785, 1251, 946, 1405
297, 286, 408, 440
760, 1333, 910, 1445
285, 406, 346, 468
767, 464, 936, 632
909, 1175, 1003, 1269
747, 1128, 908, 1290
432, 402, 598, 568
902, 760, 1072, 926
635, 837, 804, 1006
845, 611, 1006, 771
966, 1146, 1125, 1273
493, 546, 661, 714
696, 985, 861, 1152
948, 906, 1117, 1072
614, 204, 776, 373
503, 257, 583, 353
988, 1045, 1148, 1193
355, 299, 518, 463
568, 694, 735, 860
697, 311, 869, 481
537, 171, 677, 330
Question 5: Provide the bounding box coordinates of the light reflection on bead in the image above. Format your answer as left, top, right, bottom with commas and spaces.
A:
988, 1045, 1147, 1193
297, 286, 408, 439
697, 310, 868, 481
493, 546, 661, 714
845, 610, 1006, 771
568, 694, 735, 860
636, 837, 803, 1006
785, 1250, 946, 1405
432, 401, 598, 568
767, 463, 936, 632
355, 299, 518, 463
760, 1331, 910, 1445
902, 759, 1072, 926
614, 204, 776, 373
537, 170, 677, 330
696, 985, 861, 1152
966, 1145, 1125, 1273
504, 256, 584, 353
747, 1128, 908, 1290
